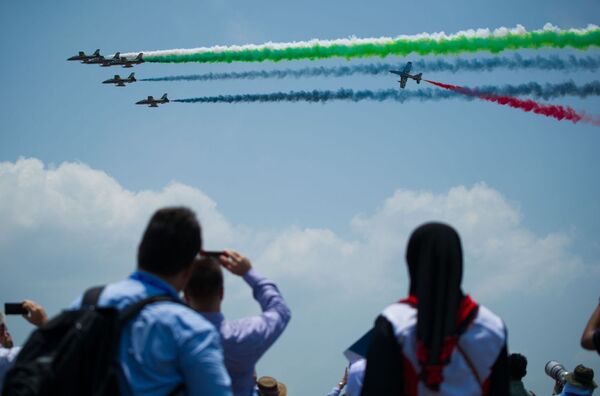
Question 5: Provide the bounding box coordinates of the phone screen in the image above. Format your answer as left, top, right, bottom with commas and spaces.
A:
201, 251, 225, 258
4, 303, 27, 315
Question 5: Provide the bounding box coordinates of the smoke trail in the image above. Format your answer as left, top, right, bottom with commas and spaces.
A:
173, 80, 600, 104
173, 88, 457, 104
141, 55, 600, 82
425, 79, 599, 125
470, 81, 600, 100
126, 24, 600, 64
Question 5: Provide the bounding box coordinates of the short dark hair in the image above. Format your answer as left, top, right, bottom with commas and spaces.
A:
137, 207, 202, 276
185, 257, 223, 301
509, 353, 528, 380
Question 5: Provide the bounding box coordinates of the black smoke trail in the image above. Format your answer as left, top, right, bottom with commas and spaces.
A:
173, 81, 600, 104
143, 55, 600, 82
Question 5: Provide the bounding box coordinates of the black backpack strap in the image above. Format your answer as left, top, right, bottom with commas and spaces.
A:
82, 285, 105, 307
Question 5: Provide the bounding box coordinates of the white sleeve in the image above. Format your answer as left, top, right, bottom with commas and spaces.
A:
0, 346, 21, 392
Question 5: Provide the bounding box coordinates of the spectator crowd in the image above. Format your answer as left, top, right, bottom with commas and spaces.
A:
0, 207, 597, 395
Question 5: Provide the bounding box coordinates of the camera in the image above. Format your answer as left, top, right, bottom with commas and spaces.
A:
545, 361, 569, 384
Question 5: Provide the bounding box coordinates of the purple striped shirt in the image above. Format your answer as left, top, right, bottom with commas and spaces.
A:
201, 269, 291, 396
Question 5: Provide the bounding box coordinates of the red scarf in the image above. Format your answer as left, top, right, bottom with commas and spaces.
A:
399, 294, 479, 390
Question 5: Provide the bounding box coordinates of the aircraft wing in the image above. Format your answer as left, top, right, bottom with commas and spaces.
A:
400, 76, 408, 89
403, 62, 412, 74
389, 70, 401, 76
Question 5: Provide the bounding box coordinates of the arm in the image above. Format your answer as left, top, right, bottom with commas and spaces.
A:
221, 251, 291, 358
244, 268, 291, 337
486, 343, 509, 396
581, 299, 600, 351
326, 367, 348, 396
360, 316, 404, 396
326, 387, 342, 396
179, 326, 232, 396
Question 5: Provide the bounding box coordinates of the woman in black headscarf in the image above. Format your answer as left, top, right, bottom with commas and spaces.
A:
360, 223, 508, 396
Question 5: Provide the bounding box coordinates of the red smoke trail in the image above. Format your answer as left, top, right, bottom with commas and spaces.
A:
425, 79, 599, 125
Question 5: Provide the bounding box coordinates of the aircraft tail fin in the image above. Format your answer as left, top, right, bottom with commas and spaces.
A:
137, 53, 143, 59
128, 72, 136, 81
415, 73, 422, 83
93, 49, 100, 56
114, 52, 121, 59
161, 93, 168, 101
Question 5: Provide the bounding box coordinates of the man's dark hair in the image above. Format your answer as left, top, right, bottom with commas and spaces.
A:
509, 353, 528, 380
185, 257, 224, 301
137, 207, 202, 276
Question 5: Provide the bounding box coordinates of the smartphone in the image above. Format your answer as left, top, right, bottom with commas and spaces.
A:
201, 250, 225, 258
4, 303, 27, 315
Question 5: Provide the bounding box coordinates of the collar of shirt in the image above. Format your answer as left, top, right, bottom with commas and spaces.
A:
129, 270, 181, 300
201, 311, 225, 329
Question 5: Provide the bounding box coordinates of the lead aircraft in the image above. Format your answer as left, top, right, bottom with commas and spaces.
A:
389, 62, 422, 89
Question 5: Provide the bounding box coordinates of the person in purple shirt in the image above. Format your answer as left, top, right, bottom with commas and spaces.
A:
185, 250, 291, 396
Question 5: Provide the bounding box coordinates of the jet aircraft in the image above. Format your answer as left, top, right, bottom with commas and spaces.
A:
82, 52, 107, 65
67, 49, 101, 62
100, 52, 144, 68
136, 94, 169, 107
120, 53, 144, 68
103, 73, 136, 87
100, 52, 122, 67
389, 62, 422, 89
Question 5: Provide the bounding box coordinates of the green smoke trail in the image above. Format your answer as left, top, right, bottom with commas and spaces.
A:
143, 27, 600, 64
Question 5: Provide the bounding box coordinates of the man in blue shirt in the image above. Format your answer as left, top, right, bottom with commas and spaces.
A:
184, 250, 291, 396
72, 207, 232, 396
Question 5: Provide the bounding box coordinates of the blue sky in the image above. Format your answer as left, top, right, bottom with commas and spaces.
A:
1, 0, 599, 394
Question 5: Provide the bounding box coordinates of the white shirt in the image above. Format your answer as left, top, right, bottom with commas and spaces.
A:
0, 346, 21, 392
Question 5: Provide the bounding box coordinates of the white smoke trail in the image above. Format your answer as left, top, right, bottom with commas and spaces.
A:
120, 24, 599, 59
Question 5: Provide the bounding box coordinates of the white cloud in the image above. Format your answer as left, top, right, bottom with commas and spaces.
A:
0, 157, 584, 312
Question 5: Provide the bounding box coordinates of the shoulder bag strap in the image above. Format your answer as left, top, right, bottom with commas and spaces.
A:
456, 343, 483, 392
82, 285, 105, 307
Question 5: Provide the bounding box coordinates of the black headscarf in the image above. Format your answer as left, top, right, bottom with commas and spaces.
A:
406, 222, 464, 387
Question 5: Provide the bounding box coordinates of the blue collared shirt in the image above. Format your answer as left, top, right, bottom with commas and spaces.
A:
556, 383, 595, 395
201, 269, 291, 396
72, 270, 232, 396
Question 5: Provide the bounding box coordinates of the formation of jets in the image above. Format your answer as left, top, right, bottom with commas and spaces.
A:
69, 50, 424, 107
67, 50, 144, 68
68, 49, 168, 107
389, 62, 423, 89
